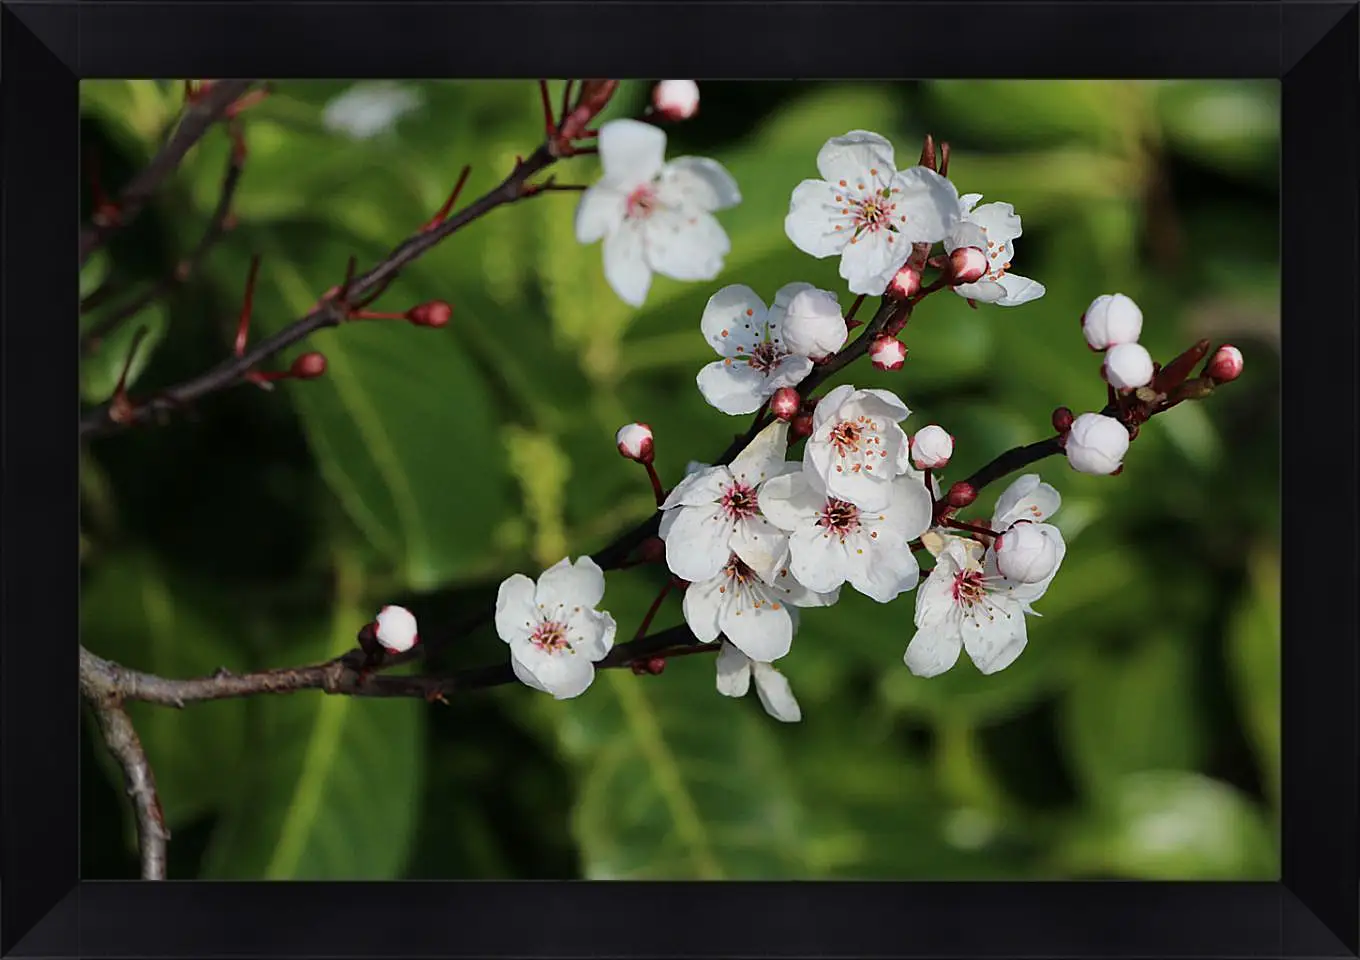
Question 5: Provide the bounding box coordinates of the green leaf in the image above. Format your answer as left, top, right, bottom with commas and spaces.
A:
1225, 546, 1280, 809
1053, 771, 1276, 879
201, 561, 425, 878
81, 552, 249, 828
80, 303, 169, 404
1061, 633, 1207, 797
231, 224, 514, 590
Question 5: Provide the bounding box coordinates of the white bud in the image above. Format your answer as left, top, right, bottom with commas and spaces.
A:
869, 334, 907, 371
374, 605, 419, 652
1064, 413, 1129, 475
910, 424, 954, 469
994, 522, 1060, 584
781, 288, 847, 360
652, 80, 699, 120
1102, 342, 1155, 390
1081, 293, 1143, 351
616, 422, 654, 463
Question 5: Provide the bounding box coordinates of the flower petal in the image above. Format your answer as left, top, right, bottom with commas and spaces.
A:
599, 118, 667, 188
536, 555, 607, 610
788, 526, 850, 594
663, 504, 732, 583
715, 641, 752, 697
995, 273, 1046, 306
757, 471, 822, 532
913, 562, 959, 629
752, 662, 802, 722
697, 360, 772, 416
681, 570, 727, 642
517, 646, 599, 699
731, 515, 789, 585
603, 221, 653, 306
767, 355, 814, 391
720, 591, 793, 662
838, 231, 908, 296
816, 130, 896, 182
894, 166, 961, 244
574, 185, 626, 244
992, 474, 1061, 529
968, 200, 1023, 244
952, 279, 1009, 303
510, 650, 552, 694
495, 573, 538, 643
881, 473, 935, 539
661, 465, 730, 508
645, 210, 730, 282
904, 623, 964, 677
567, 607, 617, 661
729, 419, 790, 487
700, 284, 767, 357
960, 602, 1028, 674
658, 156, 741, 211
785, 179, 851, 259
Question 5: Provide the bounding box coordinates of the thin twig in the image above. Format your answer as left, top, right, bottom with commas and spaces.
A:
79, 80, 255, 266
79, 653, 170, 880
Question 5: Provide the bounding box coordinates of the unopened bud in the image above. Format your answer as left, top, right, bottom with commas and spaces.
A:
950, 246, 988, 284
1102, 342, 1155, 391
887, 264, 922, 300
652, 80, 699, 121
781, 288, 847, 360
374, 604, 419, 653
408, 300, 453, 327
919, 133, 937, 171
770, 387, 801, 421
290, 352, 327, 379
1064, 412, 1129, 476
869, 335, 907, 371
638, 536, 665, 565
1052, 406, 1074, 433
646, 657, 667, 675
616, 422, 655, 464
910, 425, 953, 469
1205, 344, 1243, 384
994, 522, 1061, 584
790, 413, 814, 440
946, 482, 977, 508
1081, 293, 1143, 351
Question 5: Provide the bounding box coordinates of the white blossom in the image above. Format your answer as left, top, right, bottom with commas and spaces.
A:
784, 130, 960, 296
910, 425, 954, 469
715, 641, 801, 722
947, 194, 1045, 306
759, 469, 933, 602
495, 557, 617, 699
1081, 293, 1143, 350
780, 287, 847, 360
802, 384, 914, 512
658, 420, 793, 584
696, 284, 815, 415
1065, 413, 1130, 475
374, 605, 419, 652
322, 82, 423, 140
683, 554, 837, 663
576, 119, 740, 307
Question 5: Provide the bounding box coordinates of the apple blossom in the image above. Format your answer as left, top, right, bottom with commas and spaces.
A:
910, 425, 953, 469
1206, 344, 1243, 383
869, 335, 907, 371
1081, 293, 1143, 351
1064, 412, 1130, 475
615, 422, 655, 463
322, 82, 423, 140
374, 604, 419, 653
658, 419, 793, 584
683, 554, 838, 662
784, 130, 960, 296
652, 80, 700, 120
1103, 342, 1155, 390
759, 469, 933, 602
780, 286, 847, 360
495, 557, 618, 699
904, 536, 1058, 677
696, 284, 815, 415
946, 194, 1045, 306
803, 384, 914, 511
715, 641, 801, 722
575, 119, 740, 307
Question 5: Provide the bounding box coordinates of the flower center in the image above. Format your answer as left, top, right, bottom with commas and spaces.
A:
720, 481, 759, 521
816, 498, 861, 540
530, 620, 571, 654
827, 415, 889, 476
951, 570, 988, 608
746, 340, 788, 373
722, 555, 757, 585
626, 184, 658, 220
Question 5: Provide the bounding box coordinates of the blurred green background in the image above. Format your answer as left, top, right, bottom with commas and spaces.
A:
79, 79, 1281, 880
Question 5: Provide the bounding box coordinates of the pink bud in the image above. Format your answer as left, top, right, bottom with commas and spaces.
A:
887, 264, 922, 300
790, 413, 814, 440
869, 335, 907, 371
290, 352, 328, 379
615, 422, 654, 464
1205, 344, 1243, 384
950, 247, 988, 284
652, 80, 699, 121
374, 605, 419, 653
408, 300, 453, 327
910, 424, 953, 469
1052, 406, 1074, 433
770, 387, 801, 421
946, 482, 977, 508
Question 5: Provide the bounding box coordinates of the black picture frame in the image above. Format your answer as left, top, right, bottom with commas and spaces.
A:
3, 1, 1356, 956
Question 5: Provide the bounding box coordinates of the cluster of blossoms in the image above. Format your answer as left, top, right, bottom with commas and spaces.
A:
367, 83, 1242, 721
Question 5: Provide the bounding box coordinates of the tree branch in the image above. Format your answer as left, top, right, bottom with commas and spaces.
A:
79, 651, 170, 880
79, 80, 255, 267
